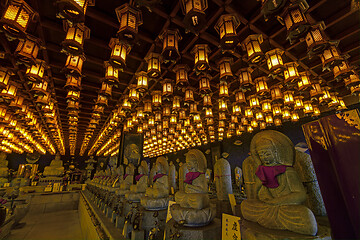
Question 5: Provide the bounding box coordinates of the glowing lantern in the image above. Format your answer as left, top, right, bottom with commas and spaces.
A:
203, 94, 212, 107
185, 87, 195, 103
219, 81, 229, 98
305, 22, 328, 56
65, 75, 81, 90
104, 61, 119, 85
96, 95, 108, 106
115, 3, 143, 42
191, 44, 210, 72
9, 95, 23, 109
170, 114, 177, 125
25, 60, 46, 83
249, 95, 260, 109
310, 83, 323, 99
205, 108, 213, 118
254, 76, 269, 95
313, 105, 321, 117
241, 117, 248, 126
122, 97, 131, 111
135, 71, 148, 92
265, 48, 284, 73
328, 93, 340, 109
261, 99, 272, 113
162, 79, 173, 96
244, 107, 253, 119
270, 85, 283, 102
15, 35, 41, 65
214, 14, 241, 50
241, 34, 264, 63
237, 68, 253, 89
66, 90, 80, 101
55, 0, 95, 22
67, 100, 80, 110
319, 44, 342, 71
0, 0, 36, 39
283, 62, 299, 83
148, 116, 155, 127
180, 0, 208, 34
143, 99, 152, 114
283, 90, 294, 105
232, 103, 241, 116
265, 114, 273, 124
319, 88, 331, 104
297, 72, 312, 90
0, 83, 18, 99
99, 82, 112, 98
152, 90, 162, 107
344, 72, 360, 87
294, 96, 304, 110
109, 38, 131, 69
179, 110, 186, 120
274, 117, 282, 127
291, 112, 299, 122
173, 64, 190, 86
62, 21, 90, 55
247, 126, 253, 133
189, 103, 198, 115
145, 52, 162, 78
218, 98, 227, 112
333, 61, 352, 80
199, 74, 211, 94
64, 54, 85, 76
163, 104, 171, 117
31, 80, 48, 96
272, 103, 282, 116
282, 107, 291, 120
218, 57, 233, 80
0, 68, 12, 90
159, 29, 182, 62
128, 84, 139, 102
250, 119, 258, 128
303, 101, 313, 115
234, 90, 246, 104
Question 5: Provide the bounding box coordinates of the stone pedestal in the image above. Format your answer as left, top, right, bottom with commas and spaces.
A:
115, 215, 125, 229
165, 218, 221, 240
141, 208, 167, 240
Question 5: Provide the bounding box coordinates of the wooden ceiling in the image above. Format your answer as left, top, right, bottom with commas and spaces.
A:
0, 0, 359, 156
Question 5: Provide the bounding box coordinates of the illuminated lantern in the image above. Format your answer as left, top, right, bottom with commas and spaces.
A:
143, 99, 152, 114
319, 44, 342, 71
96, 95, 108, 106
148, 116, 155, 127
159, 29, 182, 62
67, 100, 80, 110
237, 68, 253, 89
205, 108, 213, 118
254, 76, 269, 95
122, 97, 131, 110
344, 72, 360, 87
66, 90, 80, 101
241, 117, 248, 126
231, 115, 238, 123
219, 81, 229, 98
191, 44, 210, 72
260, 121, 267, 130
109, 38, 131, 69
115, 3, 143, 42
55, 0, 95, 22
64, 54, 85, 77
173, 64, 190, 86
283, 90, 294, 105
179, 110, 186, 120
255, 111, 264, 121
249, 95, 260, 109
162, 119, 169, 129
206, 118, 214, 126
245, 107, 253, 119
189, 103, 198, 115
65, 75, 81, 90
180, 0, 208, 34
172, 96, 181, 112
294, 96, 304, 110
0, 83, 18, 99
145, 52, 162, 78
283, 62, 299, 83
241, 34, 264, 63
291, 112, 299, 122
234, 90, 246, 104
214, 14, 241, 50
305, 22, 329, 56
328, 93, 340, 109
193, 114, 201, 123
313, 105, 321, 117
0, 67, 12, 90
219, 120, 225, 128
261, 99, 272, 113
218, 98, 227, 112
274, 117, 282, 127
282, 107, 291, 120
62, 22, 90, 55
184, 87, 195, 103
218, 57, 233, 80
93, 104, 104, 114
265, 48, 284, 73
170, 114, 177, 125
270, 85, 283, 102
319, 88, 331, 104
162, 79, 173, 96
333, 61, 352, 80
265, 114, 273, 124
338, 98, 347, 110
310, 82, 323, 99
163, 104, 171, 117
203, 94, 212, 107
25, 60, 46, 83
0, 0, 36, 39
15, 35, 41, 65
272, 103, 282, 116
247, 126, 253, 133
154, 112, 162, 123
31, 80, 48, 97
9, 95, 24, 109
104, 61, 119, 85
152, 90, 162, 107
128, 84, 139, 102
303, 101, 313, 115
135, 71, 148, 92
199, 74, 211, 94
232, 103, 241, 116
297, 72, 312, 90
250, 119, 258, 128
99, 82, 112, 98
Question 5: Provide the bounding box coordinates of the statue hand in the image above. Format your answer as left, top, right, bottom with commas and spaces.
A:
263, 198, 280, 205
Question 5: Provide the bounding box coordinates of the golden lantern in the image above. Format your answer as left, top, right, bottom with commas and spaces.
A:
162, 119, 169, 129
344, 72, 360, 87
265, 114, 274, 124
333, 61, 352, 80
237, 68, 253, 89
193, 114, 201, 123
179, 110, 186, 120
143, 121, 149, 130
214, 14, 241, 50
64, 54, 85, 76
218, 57, 233, 80
67, 100, 80, 110
162, 79, 173, 96
260, 121, 267, 130
283, 90, 294, 105
189, 103, 198, 114
31, 80, 48, 96
245, 107, 253, 119
250, 119, 258, 128
157, 123, 162, 132
294, 96, 304, 110
282, 107, 291, 120
55, 0, 95, 22
173, 64, 190, 86
219, 81, 229, 98
99, 82, 112, 98
10, 95, 24, 109
185, 87, 195, 103
255, 111, 264, 121
96, 95, 108, 106
137, 126, 143, 133
297, 71, 312, 90
310, 82, 323, 99
291, 112, 299, 122
93, 104, 104, 114
109, 38, 131, 69
172, 96, 181, 112
128, 84, 139, 102
241, 34, 264, 63
0, 0, 36, 39
104, 61, 119, 85
163, 104, 171, 117
283, 62, 299, 83
148, 116, 155, 127
180, 0, 208, 34
272, 103, 282, 116
219, 112, 226, 121
232, 103, 241, 116
154, 111, 162, 123
0, 83, 18, 99
191, 44, 210, 72
270, 85, 283, 102
126, 119, 133, 129
199, 74, 211, 94
218, 98, 227, 112
338, 98, 347, 110
25, 60, 46, 83
305, 22, 328, 56
205, 108, 213, 118
231, 115, 238, 123
115, 3, 143, 42
159, 29, 182, 62
328, 93, 340, 109
143, 99, 152, 114
274, 117, 282, 127
319, 88, 331, 104
62, 21, 90, 55
234, 90, 246, 104
170, 114, 177, 125
261, 99, 272, 113
203, 94, 212, 107
313, 105, 321, 117
206, 118, 214, 126
65, 75, 81, 90
14, 35, 41, 65
319, 44, 342, 71
219, 120, 225, 128
249, 95, 260, 109
265, 48, 284, 73
247, 126, 253, 133
0, 67, 12, 90
303, 100, 313, 115
135, 71, 148, 92
145, 52, 162, 78
152, 90, 162, 107
254, 76, 269, 95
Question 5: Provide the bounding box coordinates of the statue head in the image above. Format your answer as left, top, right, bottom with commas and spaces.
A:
124, 143, 141, 165
185, 149, 207, 173
55, 153, 61, 161
0, 152, 7, 166
154, 156, 169, 174
138, 160, 149, 175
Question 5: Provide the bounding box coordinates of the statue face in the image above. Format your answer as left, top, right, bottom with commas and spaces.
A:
186, 158, 197, 172
256, 144, 277, 166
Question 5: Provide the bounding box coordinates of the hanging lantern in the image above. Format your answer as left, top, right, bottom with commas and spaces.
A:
272, 103, 282, 116
189, 103, 198, 115
0, 67, 12, 90
241, 34, 264, 64
99, 82, 112, 98
67, 100, 80, 110
109, 38, 131, 69
241, 117, 249, 126
66, 90, 80, 101
219, 81, 229, 98
184, 87, 195, 103
294, 96, 304, 110
274, 117, 282, 127
143, 99, 152, 114
104, 61, 119, 85
259, 121, 267, 130
305, 22, 329, 56
191, 44, 210, 72
261, 99, 272, 113
244, 107, 253, 119
254, 76, 269, 95
31, 80, 48, 97
303, 101, 313, 115
265, 48, 284, 73
163, 104, 171, 117
205, 108, 213, 118
319, 88, 332, 104
270, 85, 283, 102
35, 92, 50, 106
333, 61, 352, 80
328, 93, 340, 109
319, 44, 342, 71
283, 90, 294, 105
65, 75, 81, 90
62, 21, 90, 55
170, 114, 177, 125
234, 90, 246, 104
135, 71, 148, 92
249, 95, 260, 109
344, 72, 360, 87
64, 54, 85, 77
162, 79, 173, 97
159, 29, 182, 62
145, 52, 162, 78
214, 14, 241, 50
265, 114, 274, 124
0, 0, 36, 39
313, 105, 321, 117
203, 94, 212, 107
310, 82, 323, 99
154, 111, 162, 123
172, 96, 181, 112
337, 98, 347, 110
25, 60, 46, 83
9, 95, 24, 109
297, 72, 312, 90
96, 95, 108, 106
179, 110, 186, 120
282, 107, 291, 120
250, 119, 258, 128
206, 118, 214, 126
173, 64, 190, 86
218, 57, 233, 80
0, 83, 18, 100
199, 74, 211, 94
115, 3, 143, 42
218, 98, 227, 112
237, 68, 253, 90
291, 112, 299, 122
122, 97, 132, 110
128, 84, 139, 102
283, 62, 299, 83
232, 103, 241, 116
180, 0, 208, 34
231, 115, 238, 123
55, 0, 95, 22
148, 116, 155, 127
193, 113, 201, 123
14, 35, 41, 65
152, 90, 162, 107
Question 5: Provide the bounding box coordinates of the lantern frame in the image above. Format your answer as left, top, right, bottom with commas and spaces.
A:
305, 22, 329, 56
151, 90, 162, 107
63, 54, 85, 77
136, 71, 148, 92
254, 76, 269, 95
109, 38, 131, 69
104, 61, 119, 85
265, 48, 284, 74
64, 75, 81, 90
191, 44, 210, 72
55, 0, 95, 22
237, 68, 253, 90
115, 3, 143, 42
62, 21, 90, 56
241, 34, 264, 64
14, 35, 42, 66
99, 82, 112, 98
0, 67, 13, 90
145, 52, 162, 78
203, 94, 212, 107
25, 59, 47, 83
159, 29, 182, 62
214, 14, 241, 50
199, 74, 211, 94
319, 44, 342, 71
173, 64, 190, 86
180, 0, 208, 34
217, 57, 233, 80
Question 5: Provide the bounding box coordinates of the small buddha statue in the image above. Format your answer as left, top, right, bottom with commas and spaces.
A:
178, 162, 188, 191
116, 164, 135, 196
0, 152, 9, 187
241, 130, 318, 236
171, 149, 215, 227
214, 155, 233, 201
126, 161, 149, 202
168, 161, 177, 193
43, 154, 64, 177
140, 156, 170, 210
113, 165, 124, 188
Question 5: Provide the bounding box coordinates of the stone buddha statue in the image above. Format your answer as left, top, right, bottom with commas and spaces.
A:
171, 149, 215, 227
168, 161, 177, 193
214, 156, 233, 201
113, 165, 124, 188
43, 154, 64, 177
126, 160, 149, 202
0, 152, 9, 187
241, 130, 318, 236
140, 156, 170, 210
116, 164, 135, 196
